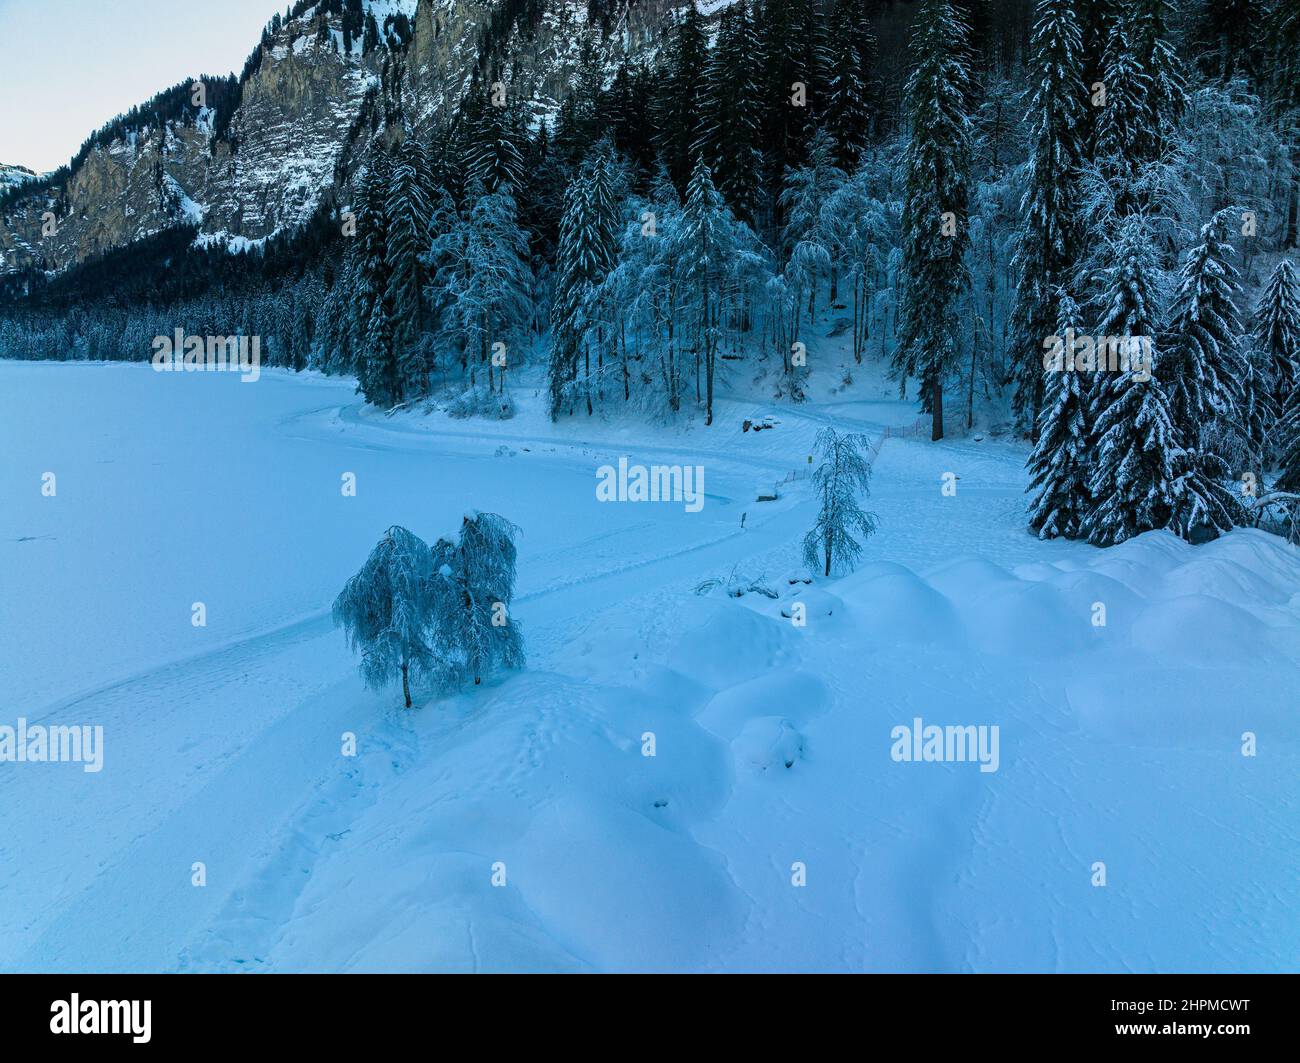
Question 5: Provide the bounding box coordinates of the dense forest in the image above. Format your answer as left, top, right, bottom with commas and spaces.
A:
3, 0, 1300, 547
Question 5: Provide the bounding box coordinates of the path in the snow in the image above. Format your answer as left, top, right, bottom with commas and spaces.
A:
1, 364, 905, 970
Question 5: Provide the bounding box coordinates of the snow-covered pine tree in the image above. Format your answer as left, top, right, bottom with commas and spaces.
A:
652, 2, 708, 196
1094, 1, 1186, 225
354, 149, 405, 408
1026, 292, 1091, 538
1268, 0, 1300, 249
333, 525, 437, 709
792, 0, 832, 131
453, 184, 533, 392
695, 1, 764, 224
1161, 209, 1248, 445
1010, 0, 1087, 438
1093, 6, 1155, 214
894, 0, 974, 441
674, 159, 741, 426
823, 0, 877, 172
1078, 0, 1116, 154
1133, 0, 1188, 160
428, 512, 525, 689
385, 136, 435, 398
779, 128, 845, 329
548, 150, 618, 418
756, 0, 819, 214
1275, 384, 1300, 494
1082, 213, 1176, 544
802, 427, 879, 576
1082, 214, 1239, 543
1236, 346, 1279, 475
463, 94, 527, 194
1253, 259, 1300, 422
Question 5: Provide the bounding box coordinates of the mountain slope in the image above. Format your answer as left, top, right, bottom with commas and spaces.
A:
0, 0, 709, 278
0, 164, 38, 193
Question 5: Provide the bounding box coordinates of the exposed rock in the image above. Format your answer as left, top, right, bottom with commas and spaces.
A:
1, 0, 723, 278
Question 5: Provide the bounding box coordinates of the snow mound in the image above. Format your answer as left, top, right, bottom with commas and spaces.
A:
924, 556, 1018, 598
951, 579, 1086, 658
835, 562, 962, 645
732, 717, 805, 773
668, 600, 792, 689
780, 586, 841, 621
697, 670, 831, 741
1132, 594, 1277, 663
1067, 668, 1298, 750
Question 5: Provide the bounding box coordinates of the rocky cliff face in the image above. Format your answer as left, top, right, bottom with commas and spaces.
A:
396, 0, 690, 132
0, 0, 706, 278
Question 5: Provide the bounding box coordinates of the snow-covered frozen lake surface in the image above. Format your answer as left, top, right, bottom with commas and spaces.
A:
2, 360, 1298, 972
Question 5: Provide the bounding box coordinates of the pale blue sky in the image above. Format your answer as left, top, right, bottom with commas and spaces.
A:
0, 0, 283, 173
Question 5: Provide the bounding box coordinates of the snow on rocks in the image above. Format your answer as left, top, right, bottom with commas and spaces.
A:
780, 586, 840, 621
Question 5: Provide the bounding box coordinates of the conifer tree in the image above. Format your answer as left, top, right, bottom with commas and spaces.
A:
652, 2, 708, 196
1082, 213, 1173, 544
548, 150, 618, 418
1082, 214, 1237, 543
823, 0, 877, 172
674, 159, 741, 426
1026, 293, 1090, 538
1161, 209, 1247, 445
1010, 0, 1087, 438
463, 94, 527, 194
1253, 259, 1300, 419
894, 0, 974, 440
696, 2, 764, 223
1132, 0, 1187, 160
385, 137, 435, 397
354, 150, 404, 407
1274, 385, 1300, 493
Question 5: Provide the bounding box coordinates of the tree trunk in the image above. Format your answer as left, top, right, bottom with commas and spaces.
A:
932, 375, 944, 441
401, 661, 411, 709
704, 288, 714, 426
1029, 372, 1044, 444
966, 336, 977, 432
584, 342, 592, 416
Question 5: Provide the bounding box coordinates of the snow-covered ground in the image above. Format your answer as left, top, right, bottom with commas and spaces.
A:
2, 359, 1298, 972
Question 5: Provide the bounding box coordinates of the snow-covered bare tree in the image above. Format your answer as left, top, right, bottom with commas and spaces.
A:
428, 512, 525, 689
802, 427, 879, 576
333, 525, 437, 709
779, 128, 844, 330
432, 184, 533, 393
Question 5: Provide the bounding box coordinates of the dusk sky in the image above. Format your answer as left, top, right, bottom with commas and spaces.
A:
0, 0, 280, 173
